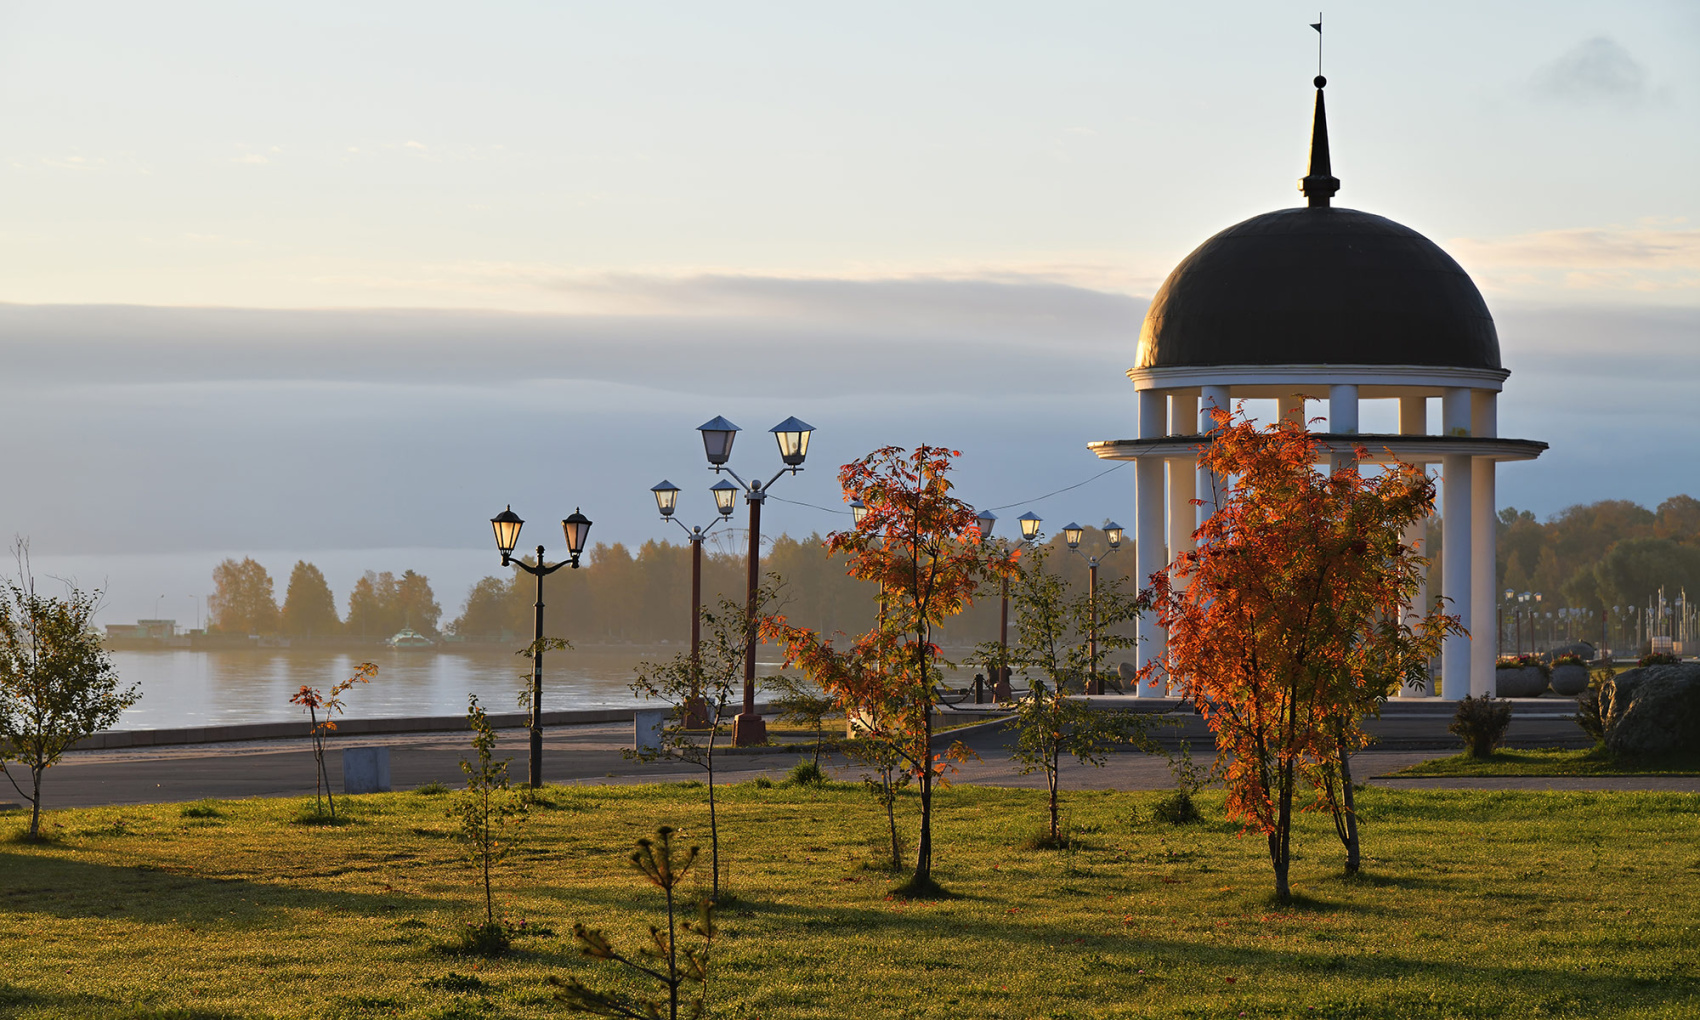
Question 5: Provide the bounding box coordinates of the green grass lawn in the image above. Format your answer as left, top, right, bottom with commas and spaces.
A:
1384, 747, 1700, 778
3, 780, 1698, 1019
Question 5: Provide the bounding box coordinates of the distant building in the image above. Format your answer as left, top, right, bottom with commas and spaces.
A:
104, 619, 177, 642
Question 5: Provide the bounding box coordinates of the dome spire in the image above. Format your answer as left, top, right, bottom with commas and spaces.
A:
1299, 16, 1339, 208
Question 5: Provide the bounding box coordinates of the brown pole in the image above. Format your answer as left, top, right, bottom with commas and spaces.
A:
734, 489, 767, 745
530, 546, 545, 789
995, 573, 1011, 701
687, 534, 708, 728
1087, 560, 1099, 695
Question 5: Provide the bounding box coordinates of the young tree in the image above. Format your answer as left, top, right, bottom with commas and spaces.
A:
459, 694, 524, 950
769, 671, 835, 769
209, 557, 280, 635
1146, 411, 1458, 901
767, 445, 1007, 895
550, 826, 717, 1020
287, 661, 378, 819
628, 589, 771, 903
280, 561, 341, 639
995, 543, 1151, 844
0, 555, 140, 840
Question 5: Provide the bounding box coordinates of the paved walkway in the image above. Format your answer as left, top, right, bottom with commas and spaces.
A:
9, 716, 1697, 811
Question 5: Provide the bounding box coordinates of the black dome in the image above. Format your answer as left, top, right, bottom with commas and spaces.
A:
1136, 206, 1501, 371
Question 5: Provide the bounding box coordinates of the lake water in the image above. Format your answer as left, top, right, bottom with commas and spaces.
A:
107, 647, 792, 730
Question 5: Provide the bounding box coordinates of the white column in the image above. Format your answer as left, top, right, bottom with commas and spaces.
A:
1400, 517, 1431, 696
1328, 383, 1359, 474
1329, 384, 1359, 434
1168, 459, 1196, 566
1399, 395, 1427, 435
1440, 388, 1474, 700
1137, 388, 1167, 697
1280, 394, 1306, 427
1168, 394, 1199, 576
1398, 393, 1431, 697
1442, 387, 1471, 436
1471, 391, 1499, 697
1441, 456, 1473, 700
1197, 385, 1229, 528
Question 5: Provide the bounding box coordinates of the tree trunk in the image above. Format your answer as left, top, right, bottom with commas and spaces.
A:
884, 772, 901, 871
483, 789, 495, 923
913, 633, 935, 884
707, 740, 721, 901
1337, 731, 1361, 875
322, 731, 336, 820
28, 766, 43, 840
1270, 761, 1295, 904
1048, 740, 1061, 842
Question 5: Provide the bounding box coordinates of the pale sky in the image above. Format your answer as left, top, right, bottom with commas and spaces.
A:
2, 1, 1697, 622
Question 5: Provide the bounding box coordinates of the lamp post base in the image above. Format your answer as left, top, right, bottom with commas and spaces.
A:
732, 713, 768, 746
682, 696, 712, 731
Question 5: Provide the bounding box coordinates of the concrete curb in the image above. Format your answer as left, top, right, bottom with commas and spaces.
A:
75, 704, 711, 752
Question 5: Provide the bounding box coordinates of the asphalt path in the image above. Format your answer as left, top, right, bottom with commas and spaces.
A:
8, 711, 1696, 812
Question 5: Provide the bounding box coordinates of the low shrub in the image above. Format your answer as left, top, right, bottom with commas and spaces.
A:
179, 801, 222, 819
1449, 695, 1513, 758
1150, 789, 1202, 824
452, 920, 510, 958
413, 781, 451, 796
421, 972, 487, 993
1638, 652, 1681, 667
785, 759, 826, 787
291, 803, 352, 826
1576, 667, 1614, 743
751, 776, 774, 790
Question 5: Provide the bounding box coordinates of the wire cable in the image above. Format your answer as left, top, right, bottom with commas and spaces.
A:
766, 459, 1133, 518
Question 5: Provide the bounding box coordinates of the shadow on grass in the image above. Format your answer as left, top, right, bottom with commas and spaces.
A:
0, 851, 439, 926
0, 979, 244, 1019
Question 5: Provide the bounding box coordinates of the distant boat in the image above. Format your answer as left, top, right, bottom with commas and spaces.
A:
387, 628, 435, 650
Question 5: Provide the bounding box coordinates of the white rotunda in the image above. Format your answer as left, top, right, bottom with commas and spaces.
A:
1089, 75, 1547, 700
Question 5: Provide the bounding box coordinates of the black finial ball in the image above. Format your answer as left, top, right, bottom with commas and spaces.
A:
1314, 75, 1327, 88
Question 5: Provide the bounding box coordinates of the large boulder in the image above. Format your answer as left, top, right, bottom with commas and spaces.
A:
1601, 663, 1700, 758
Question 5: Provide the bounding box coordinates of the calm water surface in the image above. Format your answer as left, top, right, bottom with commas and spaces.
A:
108, 647, 792, 730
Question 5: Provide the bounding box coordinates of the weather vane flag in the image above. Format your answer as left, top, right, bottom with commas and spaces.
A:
1312, 13, 1323, 76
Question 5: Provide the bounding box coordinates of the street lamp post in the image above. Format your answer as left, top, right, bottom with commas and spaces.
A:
1063, 521, 1124, 696
697, 414, 815, 746
489, 504, 592, 788
1501, 588, 1514, 656
992, 511, 1045, 699
651, 479, 735, 728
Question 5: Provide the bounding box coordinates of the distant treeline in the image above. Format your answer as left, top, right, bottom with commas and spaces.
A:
450, 528, 1137, 651
208, 559, 441, 640
201, 528, 1137, 650
201, 495, 1700, 650
1494, 494, 1700, 610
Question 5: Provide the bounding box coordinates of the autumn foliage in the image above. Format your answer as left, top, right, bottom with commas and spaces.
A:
1145, 410, 1459, 900
289, 661, 378, 819
764, 445, 1012, 893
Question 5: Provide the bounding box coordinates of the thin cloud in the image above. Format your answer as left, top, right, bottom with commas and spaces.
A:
1450, 223, 1700, 299
1532, 36, 1648, 106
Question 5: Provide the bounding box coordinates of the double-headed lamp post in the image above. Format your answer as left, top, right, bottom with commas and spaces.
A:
651, 479, 736, 727
490, 505, 592, 789
1063, 521, 1125, 696
697, 414, 815, 746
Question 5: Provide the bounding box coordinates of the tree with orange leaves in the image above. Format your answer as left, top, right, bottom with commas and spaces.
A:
289, 661, 378, 820
765, 445, 1010, 895
1145, 411, 1458, 902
